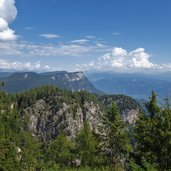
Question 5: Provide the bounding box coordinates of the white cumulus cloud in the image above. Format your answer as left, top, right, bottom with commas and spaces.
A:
112, 47, 127, 57
0, 0, 17, 41
129, 48, 154, 68
78, 47, 158, 72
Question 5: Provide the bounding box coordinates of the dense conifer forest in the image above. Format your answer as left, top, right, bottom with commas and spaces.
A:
0, 84, 171, 171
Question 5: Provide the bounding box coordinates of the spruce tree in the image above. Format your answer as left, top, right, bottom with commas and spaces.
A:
0, 92, 21, 171
101, 102, 132, 170
135, 92, 171, 170
145, 91, 160, 118
75, 121, 98, 167
47, 133, 74, 167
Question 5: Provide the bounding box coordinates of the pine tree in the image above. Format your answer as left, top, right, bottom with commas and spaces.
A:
154, 97, 171, 170
135, 92, 171, 170
145, 91, 160, 118
0, 92, 21, 171
75, 122, 98, 167
0, 91, 41, 171
101, 102, 132, 170
47, 133, 74, 167
19, 132, 41, 171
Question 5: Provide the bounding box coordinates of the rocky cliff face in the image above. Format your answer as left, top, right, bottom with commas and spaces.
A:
122, 109, 139, 124
23, 95, 103, 141
99, 94, 142, 124
19, 87, 142, 141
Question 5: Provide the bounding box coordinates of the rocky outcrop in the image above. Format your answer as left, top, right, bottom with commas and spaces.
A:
18, 86, 142, 141
122, 109, 139, 124
23, 98, 103, 141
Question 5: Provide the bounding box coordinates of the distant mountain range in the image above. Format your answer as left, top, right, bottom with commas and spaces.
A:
86, 72, 171, 100
1, 71, 171, 100
0, 71, 101, 94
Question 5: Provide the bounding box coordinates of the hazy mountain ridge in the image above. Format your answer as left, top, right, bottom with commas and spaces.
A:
86, 71, 171, 99
0, 71, 101, 94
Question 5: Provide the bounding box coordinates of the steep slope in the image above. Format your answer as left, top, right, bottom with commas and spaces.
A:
16, 86, 143, 141
0, 71, 101, 94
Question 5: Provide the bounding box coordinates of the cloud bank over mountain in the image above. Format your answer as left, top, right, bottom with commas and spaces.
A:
77, 47, 171, 72
0, 59, 50, 71
0, 0, 17, 41
0, 46, 171, 73
0, 1, 170, 73
99, 47, 154, 69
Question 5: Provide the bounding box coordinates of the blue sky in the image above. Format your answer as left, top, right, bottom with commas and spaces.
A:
0, 0, 171, 72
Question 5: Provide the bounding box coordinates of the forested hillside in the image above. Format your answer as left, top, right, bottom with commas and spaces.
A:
0, 71, 101, 94
0, 85, 171, 171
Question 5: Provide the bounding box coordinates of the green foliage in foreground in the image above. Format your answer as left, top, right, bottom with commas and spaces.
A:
134, 92, 171, 171
100, 102, 132, 170
0, 86, 171, 170
45, 167, 113, 171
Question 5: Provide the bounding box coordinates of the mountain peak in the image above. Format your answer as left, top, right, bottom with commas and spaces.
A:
0, 71, 101, 94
